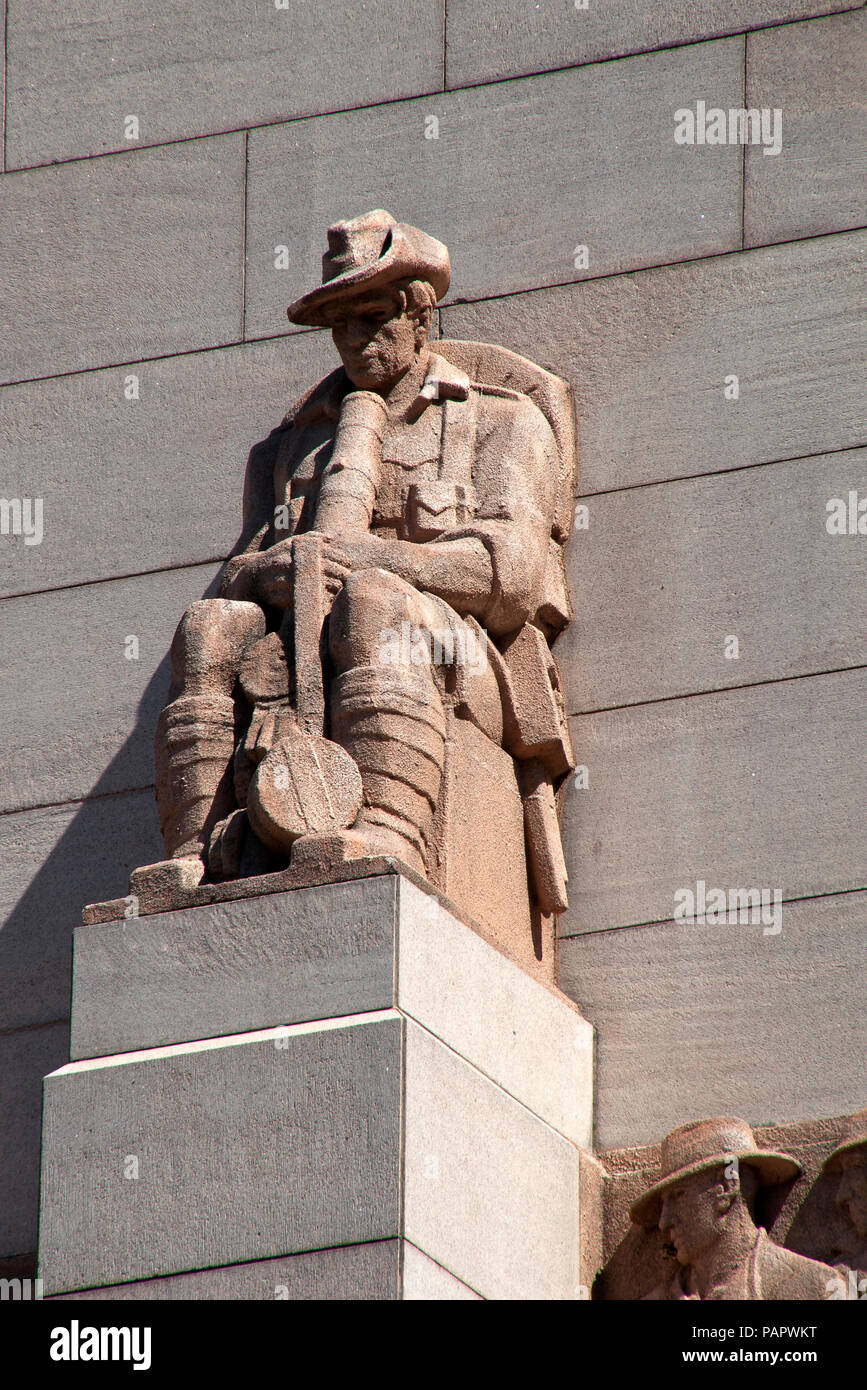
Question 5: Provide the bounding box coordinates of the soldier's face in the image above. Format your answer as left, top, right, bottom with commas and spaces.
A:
658, 1170, 728, 1265
327, 290, 419, 392
836, 1154, 867, 1238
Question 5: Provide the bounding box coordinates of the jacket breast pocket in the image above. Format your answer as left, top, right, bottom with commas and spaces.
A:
407, 479, 475, 539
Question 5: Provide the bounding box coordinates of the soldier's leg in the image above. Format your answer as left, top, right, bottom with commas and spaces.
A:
155, 598, 265, 866
328, 570, 443, 872
327, 568, 500, 873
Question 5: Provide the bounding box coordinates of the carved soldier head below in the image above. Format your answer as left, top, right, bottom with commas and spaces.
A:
629, 1118, 834, 1300
822, 1108, 867, 1272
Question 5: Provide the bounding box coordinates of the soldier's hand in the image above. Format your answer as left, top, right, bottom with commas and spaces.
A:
247, 538, 294, 608
317, 536, 354, 597
220, 552, 258, 601
251, 536, 352, 608
318, 532, 386, 580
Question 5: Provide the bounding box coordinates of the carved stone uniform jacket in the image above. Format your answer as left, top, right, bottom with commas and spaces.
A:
236, 351, 566, 642
644, 1229, 836, 1301
225, 347, 576, 912
230, 349, 574, 768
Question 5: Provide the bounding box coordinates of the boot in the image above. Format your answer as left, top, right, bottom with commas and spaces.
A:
130, 598, 265, 907
155, 692, 238, 860
129, 692, 238, 905
327, 665, 446, 875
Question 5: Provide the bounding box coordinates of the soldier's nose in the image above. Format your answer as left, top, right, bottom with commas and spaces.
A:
344, 320, 368, 347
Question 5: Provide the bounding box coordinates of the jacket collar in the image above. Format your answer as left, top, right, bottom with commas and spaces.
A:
291, 352, 470, 429
407, 352, 470, 419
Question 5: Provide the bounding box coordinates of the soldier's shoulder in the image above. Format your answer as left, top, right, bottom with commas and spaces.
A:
469, 379, 556, 444
759, 1236, 835, 1299
282, 369, 345, 430
469, 378, 547, 414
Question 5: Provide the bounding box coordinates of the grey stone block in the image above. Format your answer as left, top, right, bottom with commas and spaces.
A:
6, 1, 442, 167
70, 873, 592, 1146
745, 10, 867, 245
446, 0, 861, 88
0, 137, 244, 385
50, 1242, 401, 1301
560, 667, 867, 934
402, 1242, 482, 1300
442, 231, 867, 494
560, 890, 867, 1148
246, 41, 743, 336
398, 878, 593, 1148
0, 562, 220, 816
43, 879, 594, 1298
49, 1240, 486, 1300
39, 1012, 403, 1294
0, 1022, 69, 1258
0, 333, 334, 599
70, 876, 397, 1061
0, 791, 162, 1033
403, 1020, 582, 1300
556, 448, 867, 712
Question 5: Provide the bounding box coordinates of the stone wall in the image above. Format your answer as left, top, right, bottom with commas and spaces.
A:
1, 1, 865, 1267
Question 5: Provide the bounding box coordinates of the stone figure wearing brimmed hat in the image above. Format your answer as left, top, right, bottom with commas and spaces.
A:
630, 1117, 835, 1300
131, 210, 577, 937
821, 1107, 867, 1274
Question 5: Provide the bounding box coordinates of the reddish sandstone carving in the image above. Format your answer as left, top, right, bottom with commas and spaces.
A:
627, 1118, 837, 1300
820, 1108, 867, 1277
131, 211, 578, 970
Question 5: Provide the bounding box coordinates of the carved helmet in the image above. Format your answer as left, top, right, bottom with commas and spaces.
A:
630, 1117, 801, 1228
288, 209, 451, 327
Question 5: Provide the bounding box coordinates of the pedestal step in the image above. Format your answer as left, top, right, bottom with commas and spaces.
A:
40, 871, 595, 1300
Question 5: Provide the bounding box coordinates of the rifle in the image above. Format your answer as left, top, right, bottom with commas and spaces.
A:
246, 391, 388, 851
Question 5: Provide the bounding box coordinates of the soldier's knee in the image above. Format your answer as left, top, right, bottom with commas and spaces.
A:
330, 569, 416, 666
171, 598, 265, 693
338, 567, 412, 613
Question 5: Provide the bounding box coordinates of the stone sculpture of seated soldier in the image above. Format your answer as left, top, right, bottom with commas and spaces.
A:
130, 210, 577, 959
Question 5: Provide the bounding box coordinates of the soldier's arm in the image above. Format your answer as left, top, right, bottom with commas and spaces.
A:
359, 393, 556, 635
217, 424, 288, 599
455, 392, 558, 635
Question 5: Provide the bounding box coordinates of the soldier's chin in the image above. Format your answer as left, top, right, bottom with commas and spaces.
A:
344, 356, 387, 390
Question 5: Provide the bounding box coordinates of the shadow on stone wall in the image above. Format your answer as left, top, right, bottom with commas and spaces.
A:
0, 571, 225, 1263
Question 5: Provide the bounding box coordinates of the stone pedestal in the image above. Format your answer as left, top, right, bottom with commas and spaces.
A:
39, 870, 595, 1300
